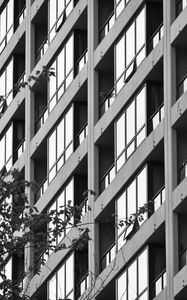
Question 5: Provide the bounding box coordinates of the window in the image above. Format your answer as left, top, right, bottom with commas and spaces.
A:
116, 166, 147, 250
48, 35, 73, 112
0, 58, 13, 107
115, 86, 146, 172
48, 106, 73, 183
117, 248, 148, 300
49, 0, 73, 43
0, 124, 13, 171
115, 0, 130, 19
115, 7, 146, 94
48, 254, 74, 300
0, 0, 13, 54
48, 179, 74, 250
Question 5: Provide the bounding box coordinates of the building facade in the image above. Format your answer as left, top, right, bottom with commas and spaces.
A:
0, 0, 187, 299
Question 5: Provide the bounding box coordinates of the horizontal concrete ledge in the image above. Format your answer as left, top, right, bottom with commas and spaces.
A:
174, 264, 187, 297
173, 177, 187, 211
171, 6, 187, 45
94, 121, 164, 220
0, 89, 25, 134
31, 0, 45, 20
30, 65, 87, 157
94, 0, 144, 69
84, 204, 165, 299
94, 39, 163, 144
171, 91, 187, 127
35, 137, 87, 213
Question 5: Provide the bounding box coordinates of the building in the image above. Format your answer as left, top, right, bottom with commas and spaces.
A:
1, 0, 187, 299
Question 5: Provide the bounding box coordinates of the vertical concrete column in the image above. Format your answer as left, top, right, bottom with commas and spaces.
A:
164, 1, 178, 299
24, 0, 35, 295
87, 0, 100, 294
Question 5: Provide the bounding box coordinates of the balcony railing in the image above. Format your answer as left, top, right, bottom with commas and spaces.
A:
80, 273, 89, 296
100, 12, 115, 41
149, 23, 163, 52
15, 139, 25, 160
100, 243, 116, 271
35, 37, 48, 64
99, 87, 115, 117
179, 246, 187, 269
35, 107, 48, 132
14, 71, 26, 91
151, 186, 165, 213
179, 160, 187, 182
35, 177, 48, 202
176, 0, 187, 16
177, 74, 187, 99
77, 123, 88, 146
100, 163, 115, 193
79, 197, 88, 217
76, 49, 88, 73
151, 269, 166, 297
150, 103, 164, 131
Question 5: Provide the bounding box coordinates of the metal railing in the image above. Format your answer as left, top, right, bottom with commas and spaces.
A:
176, 0, 187, 16
35, 37, 48, 64
149, 23, 163, 52
77, 123, 88, 146
76, 49, 88, 73
151, 186, 165, 213
150, 103, 164, 131
177, 73, 187, 99
80, 273, 89, 296
179, 246, 187, 269
100, 11, 115, 41
151, 269, 166, 297
35, 177, 48, 202
100, 243, 116, 271
35, 107, 48, 132
99, 87, 115, 117
100, 163, 115, 193
179, 160, 187, 182
15, 139, 25, 160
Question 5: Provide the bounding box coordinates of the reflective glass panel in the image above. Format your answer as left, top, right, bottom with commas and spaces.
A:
66, 254, 74, 295
66, 36, 73, 75
127, 179, 136, 217
126, 101, 135, 144
6, 125, 13, 162
57, 119, 64, 158
7, 0, 13, 31
136, 8, 145, 53
57, 264, 65, 299
138, 249, 148, 294
6, 59, 13, 98
117, 271, 127, 300
126, 22, 135, 66
0, 8, 6, 41
0, 136, 5, 170
136, 87, 145, 131
128, 260, 137, 299
49, 61, 56, 100
137, 167, 147, 209
58, 48, 65, 88
116, 113, 125, 156
65, 107, 73, 147
49, 131, 56, 169
49, 0, 56, 29
117, 192, 126, 236
49, 274, 57, 300
116, 36, 125, 79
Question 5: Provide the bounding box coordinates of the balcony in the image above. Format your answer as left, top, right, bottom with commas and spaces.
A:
100, 243, 116, 271
179, 246, 187, 269
151, 186, 165, 213
99, 87, 115, 117
151, 269, 166, 298
100, 163, 115, 193
77, 123, 88, 146
150, 103, 164, 131
80, 273, 89, 296
76, 49, 88, 74
148, 23, 163, 53
177, 74, 187, 99
35, 37, 48, 65
100, 12, 115, 41
179, 160, 187, 182
35, 177, 48, 203
14, 139, 25, 160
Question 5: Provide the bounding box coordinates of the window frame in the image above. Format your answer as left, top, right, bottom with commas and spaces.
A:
0, 123, 13, 172
0, 0, 14, 54
47, 105, 74, 184
0, 57, 14, 107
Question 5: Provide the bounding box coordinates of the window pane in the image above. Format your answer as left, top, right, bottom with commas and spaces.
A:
0, 136, 5, 170
49, 62, 56, 100
128, 260, 137, 299
65, 107, 73, 147
126, 22, 135, 66
5, 258, 12, 280
66, 36, 73, 75
116, 113, 125, 156
58, 0, 65, 18
6, 125, 12, 162
0, 8, 6, 41
117, 271, 127, 300
6, 59, 13, 97
137, 167, 147, 210
49, 274, 57, 300
127, 179, 136, 217
58, 49, 65, 88
49, 0, 56, 30
66, 179, 74, 205
116, 36, 125, 79
126, 101, 135, 144
117, 192, 126, 236
58, 264, 65, 299
49, 131, 56, 169
66, 255, 74, 295
136, 87, 146, 132
7, 0, 13, 31
138, 248, 148, 294
136, 8, 145, 53
57, 119, 64, 158
0, 71, 5, 96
